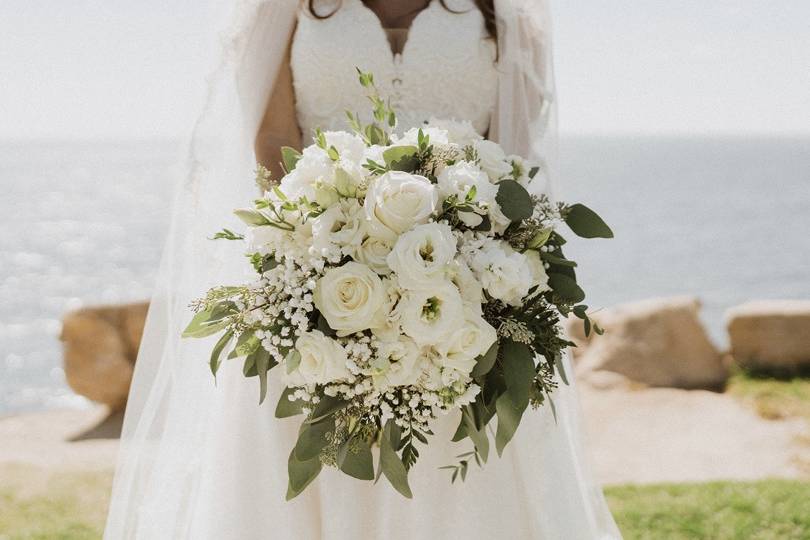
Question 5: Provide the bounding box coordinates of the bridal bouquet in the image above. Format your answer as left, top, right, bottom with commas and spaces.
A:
183, 71, 612, 499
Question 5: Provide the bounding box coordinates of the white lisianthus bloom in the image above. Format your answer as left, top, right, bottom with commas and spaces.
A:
488, 200, 513, 235
525, 250, 552, 293
436, 161, 498, 204
310, 200, 365, 261
313, 262, 387, 336
369, 336, 422, 390
394, 126, 450, 147
448, 259, 485, 312
426, 117, 482, 146
284, 330, 350, 386
399, 283, 465, 346
436, 309, 497, 376
387, 222, 457, 289
364, 171, 438, 235
471, 241, 533, 305
474, 139, 513, 180
370, 277, 403, 341
354, 226, 397, 275
323, 131, 367, 163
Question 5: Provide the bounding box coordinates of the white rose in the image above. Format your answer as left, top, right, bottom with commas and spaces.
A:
436, 161, 498, 204
354, 227, 397, 275
525, 250, 552, 293
474, 140, 513, 180
399, 283, 465, 346
471, 242, 533, 306
285, 330, 350, 386
387, 222, 457, 289
364, 171, 438, 235
426, 117, 482, 146
369, 336, 422, 390
436, 309, 497, 376
314, 262, 387, 336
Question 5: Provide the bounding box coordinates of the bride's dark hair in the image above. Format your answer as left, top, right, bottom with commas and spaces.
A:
307, 0, 497, 41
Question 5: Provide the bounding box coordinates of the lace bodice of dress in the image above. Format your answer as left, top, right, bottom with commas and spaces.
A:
291, 0, 498, 137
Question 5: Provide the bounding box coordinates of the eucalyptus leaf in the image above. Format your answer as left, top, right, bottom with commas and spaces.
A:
540, 252, 578, 268
286, 449, 322, 501
228, 331, 259, 359
461, 407, 489, 462
209, 329, 234, 378
256, 348, 271, 404
275, 387, 305, 418
565, 203, 614, 239
548, 273, 586, 303
294, 416, 335, 461
337, 437, 375, 481
495, 180, 533, 222
380, 422, 413, 498
526, 227, 552, 249
494, 340, 535, 456
307, 395, 349, 424
471, 341, 499, 379
182, 302, 236, 339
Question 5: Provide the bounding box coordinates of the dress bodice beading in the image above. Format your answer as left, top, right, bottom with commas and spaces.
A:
290, 0, 499, 137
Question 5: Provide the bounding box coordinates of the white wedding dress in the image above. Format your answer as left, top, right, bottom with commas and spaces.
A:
104, 1, 622, 538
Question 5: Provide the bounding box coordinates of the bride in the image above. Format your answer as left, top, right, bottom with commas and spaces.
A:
104, 0, 622, 538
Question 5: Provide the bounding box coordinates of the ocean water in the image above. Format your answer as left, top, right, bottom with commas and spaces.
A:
0, 136, 808, 414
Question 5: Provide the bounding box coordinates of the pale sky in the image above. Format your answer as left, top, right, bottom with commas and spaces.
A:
1, 0, 809, 139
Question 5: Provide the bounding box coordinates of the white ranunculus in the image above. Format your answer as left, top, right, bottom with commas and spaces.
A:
436, 309, 498, 376
364, 171, 438, 235
354, 227, 397, 275
525, 250, 552, 293
399, 283, 465, 346
474, 140, 513, 180
386, 222, 457, 289
471, 242, 533, 306
436, 161, 498, 204
284, 330, 350, 386
314, 262, 387, 336
426, 117, 482, 146
369, 336, 422, 390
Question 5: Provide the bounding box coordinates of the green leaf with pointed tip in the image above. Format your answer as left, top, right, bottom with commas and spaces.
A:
526, 227, 552, 249
275, 387, 305, 418
337, 437, 374, 481
382, 145, 419, 172
209, 329, 234, 378
380, 422, 412, 498
281, 146, 302, 173
548, 273, 586, 303
285, 349, 301, 375
540, 252, 578, 268
182, 301, 236, 338
233, 208, 271, 227
461, 407, 489, 463
495, 340, 534, 456
286, 449, 322, 501
495, 180, 533, 222
256, 347, 271, 404
306, 395, 350, 424
471, 341, 499, 379
228, 331, 259, 359
294, 416, 335, 462
565, 203, 614, 239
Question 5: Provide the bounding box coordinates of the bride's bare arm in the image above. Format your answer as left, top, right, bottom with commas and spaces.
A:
255, 37, 301, 180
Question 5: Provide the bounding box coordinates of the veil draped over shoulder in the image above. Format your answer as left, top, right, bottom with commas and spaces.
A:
104, 1, 620, 538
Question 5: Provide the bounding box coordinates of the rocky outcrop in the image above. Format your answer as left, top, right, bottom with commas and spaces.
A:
60, 302, 149, 410
574, 297, 728, 389
726, 300, 810, 374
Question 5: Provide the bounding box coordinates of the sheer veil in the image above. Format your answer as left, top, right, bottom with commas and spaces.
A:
105, 1, 620, 538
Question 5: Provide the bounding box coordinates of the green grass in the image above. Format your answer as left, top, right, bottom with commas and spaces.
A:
1, 465, 808, 539
0, 466, 112, 540
727, 371, 810, 422
605, 480, 810, 539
